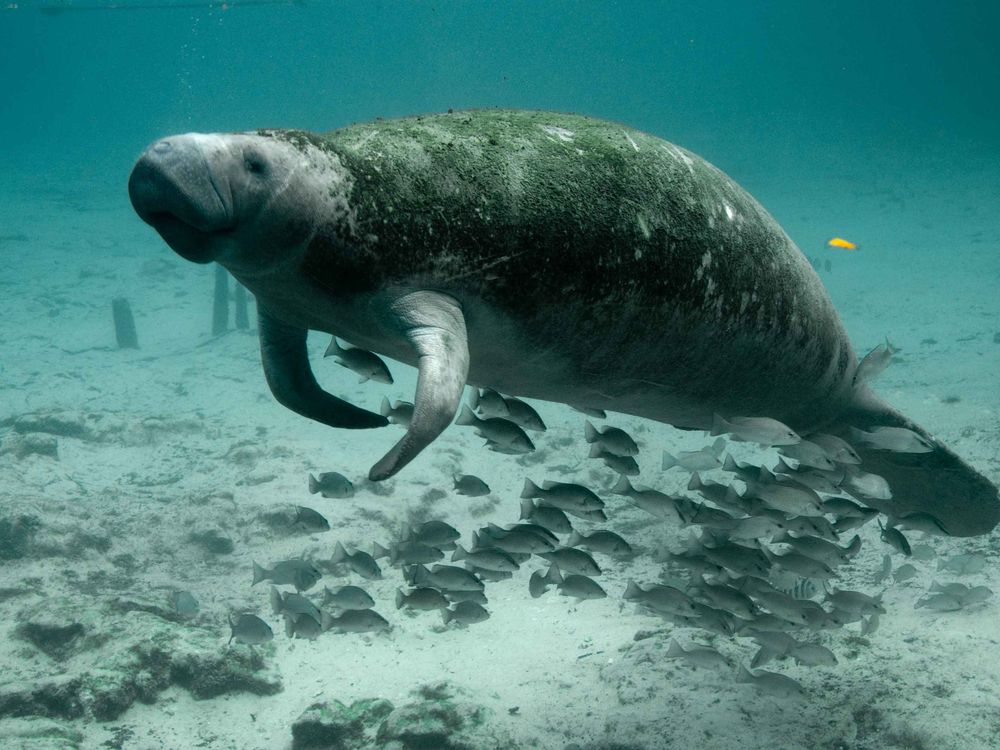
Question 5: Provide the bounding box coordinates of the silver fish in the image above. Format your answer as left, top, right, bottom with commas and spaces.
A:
521, 479, 604, 512
841, 468, 892, 500
736, 666, 807, 699
330, 542, 382, 579
321, 609, 390, 633
470, 387, 510, 418
565, 529, 632, 557
789, 643, 837, 667
229, 613, 273, 645
666, 639, 729, 670
519, 499, 574, 534
442, 600, 490, 625
451, 544, 519, 572
556, 573, 607, 602
252, 559, 322, 592
538, 547, 601, 577
284, 612, 322, 640
824, 589, 886, 616
453, 474, 491, 496
613, 476, 685, 522
322, 585, 375, 610
167, 590, 199, 619
879, 522, 912, 556
380, 397, 414, 428
583, 420, 638, 456
456, 406, 534, 453
937, 553, 987, 575
777, 439, 838, 471
711, 414, 800, 446
293, 506, 330, 533
324, 337, 393, 383
623, 580, 699, 617
308, 472, 355, 499
403, 520, 461, 548
853, 337, 899, 387
412, 564, 484, 592
588, 444, 640, 475
849, 426, 934, 453
807, 433, 861, 464
396, 587, 449, 611
269, 586, 321, 622
661, 437, 726, 472
502, 397, 547, 432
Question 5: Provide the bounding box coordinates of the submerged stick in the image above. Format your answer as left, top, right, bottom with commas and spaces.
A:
234, 282, 249, 330
111, 297, 139, 349
212, 264, 229, 336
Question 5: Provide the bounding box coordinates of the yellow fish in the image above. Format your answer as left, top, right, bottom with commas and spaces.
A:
827, 237, 858, 250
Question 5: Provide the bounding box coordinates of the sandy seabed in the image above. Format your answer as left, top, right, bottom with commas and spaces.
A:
1, 157, 998, 750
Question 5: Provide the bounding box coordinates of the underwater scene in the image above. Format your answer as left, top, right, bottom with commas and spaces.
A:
2, 2, 999, 748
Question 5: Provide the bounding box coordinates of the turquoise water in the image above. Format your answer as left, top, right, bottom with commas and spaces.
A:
1, 3, 999, 749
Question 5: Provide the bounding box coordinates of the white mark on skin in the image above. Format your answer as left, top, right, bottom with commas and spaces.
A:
724, 203, 735, 222
540, 125, 575, 142
661, 143, 695, 174
624, 132, 640, 151
636, 214, 651, 240
700, 251, 712, 269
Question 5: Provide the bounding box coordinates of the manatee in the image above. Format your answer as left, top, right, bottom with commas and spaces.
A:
127, 110, 998, 535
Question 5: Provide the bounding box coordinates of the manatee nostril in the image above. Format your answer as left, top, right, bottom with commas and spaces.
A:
152, 140, 172, 155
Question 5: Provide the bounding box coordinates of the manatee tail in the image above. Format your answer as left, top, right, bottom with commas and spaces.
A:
818, 388, 999, 537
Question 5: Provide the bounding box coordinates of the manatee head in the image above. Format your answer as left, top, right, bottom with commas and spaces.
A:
128, 131, 354, 274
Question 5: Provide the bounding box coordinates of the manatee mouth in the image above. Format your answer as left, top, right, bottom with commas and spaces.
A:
128, 138, 235, 264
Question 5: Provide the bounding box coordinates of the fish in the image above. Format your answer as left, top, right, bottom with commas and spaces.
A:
745, 477, 822, 516
821, 497, 870, 517
892, 564, 918, 583
556, 573, 607, 602
521, 479, 604, 513
777, 533, 860, 567
284, 612, 322, 640
565, 529, 632, 557
502, 397, 547, 432
688, 472, 744, 511
324, 337, 393, 383
873, 554, 893, 584
773, 458, 843, 494
442, 600, 490, 625
766, 549, 837, 580
380, 397, 414, 428
455, 406, 534, 453
710, 414, 801, 446
914, 593, 963, 612
269, 586, 321, 622
841, 468, 892, 500
665, 639, 729, 670
403, 520, 461, 548
784, 515, 840, 541
613, 476, 685, 522
387, 540, 445, 567
777, 440, 838, 471
453, 474, 491, 496
470, 387, 510, 418
411, 564, 484, 592
537, 548, 602, 577
228, 613, 273, 645
588, 444, 640, 475
701, 542, 772, 578
322, 585, 375, 610
661, 437, 726, 472
879, 522, 912, 556
519, 499, 574, 534
330, 542, 382, 579
293, 506, 330, 533
252, 559, 322, 592
826, 237, 858, 250
737, 665, 807, 699
443, 589, 488, 605
321, 609, 390, 634
928, 581, 993, 606
937, 553, 987, 575
848, 426, 935, 453
789, 643, 837, 667
623, 580, 699, 618
395, 587, 450, 611
476, 526, 556, 555
308, 472, 355, 499
583, 420, 638, 456
167, 590, 199, 618
853, 337, 899, 387
451, 544, 519, 572
528, 565, 562, 598
807, 433, 862, 465
694, 582, 759, 620
570, 405, 606, 419
824, 589, 886, 616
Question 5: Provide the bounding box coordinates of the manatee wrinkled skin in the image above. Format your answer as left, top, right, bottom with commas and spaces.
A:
128, 110, 998, 536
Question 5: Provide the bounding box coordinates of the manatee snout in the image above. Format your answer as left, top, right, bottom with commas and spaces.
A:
129, 135, 235, 263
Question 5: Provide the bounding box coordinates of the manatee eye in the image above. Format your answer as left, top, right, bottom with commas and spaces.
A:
244, 153, 268, 176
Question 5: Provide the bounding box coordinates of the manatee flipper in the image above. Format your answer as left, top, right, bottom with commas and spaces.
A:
258, 306, 388, 429
822, 388, 999, 537
368, 291, 469, 481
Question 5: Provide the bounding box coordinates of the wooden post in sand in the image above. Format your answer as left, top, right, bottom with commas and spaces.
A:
212, 264, 229, 335
111, 297, 139, 349
234, 282, 249, 330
